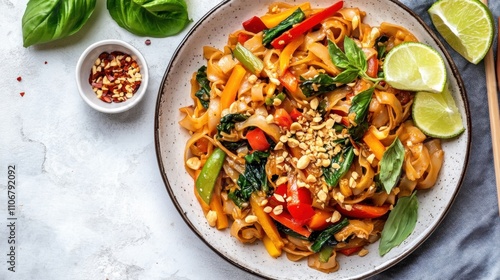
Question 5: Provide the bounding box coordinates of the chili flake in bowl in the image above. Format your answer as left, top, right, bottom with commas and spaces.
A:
76, 39, 148, 113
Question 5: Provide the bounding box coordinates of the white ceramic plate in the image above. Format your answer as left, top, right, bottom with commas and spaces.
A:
155, 0, 471, 279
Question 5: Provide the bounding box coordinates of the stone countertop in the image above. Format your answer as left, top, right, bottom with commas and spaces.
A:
1, 1, 499, 280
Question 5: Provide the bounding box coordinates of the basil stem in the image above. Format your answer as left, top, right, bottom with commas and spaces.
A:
262, 8, 305, 46
379, 192, 419, 256
311, 218, 349, 253
323, 146, 355, 188
348, 87, 374, 140
379, 138, 405, 193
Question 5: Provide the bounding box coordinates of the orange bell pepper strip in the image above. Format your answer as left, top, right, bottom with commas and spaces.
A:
260, 2, 311, 28
250, 193, 284, 250
363, 126, 386, 160
220, 65, 247, 110
279, 34, 305, 74
278, 69, 299, 94
307, 209, 334, 231
209, 177, 229, 230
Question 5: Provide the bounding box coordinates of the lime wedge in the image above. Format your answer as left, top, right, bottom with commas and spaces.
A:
412, 87, 465, 139
383, 42, 446, 93
428, 0, 494, 64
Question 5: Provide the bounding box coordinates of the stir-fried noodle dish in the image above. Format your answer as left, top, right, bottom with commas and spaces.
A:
179, 1, 444, 273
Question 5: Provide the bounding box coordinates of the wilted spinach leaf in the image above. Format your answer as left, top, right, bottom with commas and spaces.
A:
194, 66, 210, 109
229, 151, 270, 207
216, 113, 249, 136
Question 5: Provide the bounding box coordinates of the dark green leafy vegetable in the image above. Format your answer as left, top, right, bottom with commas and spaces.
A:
300, 74, 338, 97
379, 138, 405, 193
262, 8, 305, 46
107, 0, 191, 37
220, 140, 248, 152
311, 218, 349, 252
22, 0, 97, 47
229, 151, 270, 207
276, 222, 309, 240
194, 66, 210, 109
323, 146, 355, 188
379, 192, 418, 256
216, 114, 249, 136
348, 87, 374, 140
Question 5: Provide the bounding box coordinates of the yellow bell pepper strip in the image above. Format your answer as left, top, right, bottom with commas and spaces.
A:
262, 234, 282, 258
250, 193, 284, 250
233, 43, 264, 76
260, 2, 311, 28
363, 126, 386, 160
271, 1, 344, 49
278, 34, 305, 74
195, 148, 226, 204
220, 64, 246, 110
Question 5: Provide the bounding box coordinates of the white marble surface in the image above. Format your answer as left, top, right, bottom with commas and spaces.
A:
0, 0, 259, 279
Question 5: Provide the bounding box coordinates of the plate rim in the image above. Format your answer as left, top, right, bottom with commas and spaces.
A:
154, 0, 472, 278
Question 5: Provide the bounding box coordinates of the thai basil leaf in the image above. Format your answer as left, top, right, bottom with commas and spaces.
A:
22, 0, 97, 47
323, 146, 355, 188
216, 114, 248, 136
311, 218, 349, 252
379, 138, 405, 194
107, 0, 191, 37
300, 74, 338, 97
327, 40, 350, 69
379, 192, 418, 256
343, 36, 367, 72
220, 140, 248, 152
194, 66, 210, 109
230, 151, 270, 207
348, 87, 374, 140
262, 8, 305, 46
331, 68, 359, 84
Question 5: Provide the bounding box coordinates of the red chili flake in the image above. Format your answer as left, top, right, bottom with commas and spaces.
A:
20, 92, 25, 97
44, 61, 48, 64
145, 39, 151, 46
16, 76, 22, 82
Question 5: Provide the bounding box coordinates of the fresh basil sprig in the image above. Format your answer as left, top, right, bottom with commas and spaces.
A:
379, 191, 418, 256
379, 138, 405, 193
348, 87, 374, 140
328, 37, 383, 83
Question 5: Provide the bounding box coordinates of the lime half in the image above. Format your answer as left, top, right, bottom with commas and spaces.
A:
383, 42, 446, 93
428, 0, 494, 64
412, 87, 465, 139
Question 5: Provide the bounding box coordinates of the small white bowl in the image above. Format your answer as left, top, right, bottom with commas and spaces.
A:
76, 39, 149, 113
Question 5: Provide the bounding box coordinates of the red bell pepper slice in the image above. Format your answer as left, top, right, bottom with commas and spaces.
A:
289, 108, 302, 122
274, 108, 293, 129
270, 1, 344, 49
246, 128, 270, 151
278, 69, 299, 93
338, 246, 363, 256
269, 210, 312, 238
268, 184, 287, 208
242, 16, 268, 34
287, 180, 315, 225
335, 204, 390, 219
237, 33, 252, 44
366, 56, 379, 78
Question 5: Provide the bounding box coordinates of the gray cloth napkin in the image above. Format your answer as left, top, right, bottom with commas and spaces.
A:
373, 1, 500, 279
